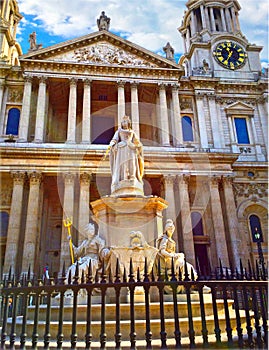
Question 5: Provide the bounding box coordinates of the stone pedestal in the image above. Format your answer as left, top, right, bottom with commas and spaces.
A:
90, 195, 168, 247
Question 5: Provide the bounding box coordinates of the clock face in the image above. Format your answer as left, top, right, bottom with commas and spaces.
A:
213, 41, 247, 70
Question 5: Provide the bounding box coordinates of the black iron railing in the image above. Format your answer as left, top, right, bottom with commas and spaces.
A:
0, 259, 268, 349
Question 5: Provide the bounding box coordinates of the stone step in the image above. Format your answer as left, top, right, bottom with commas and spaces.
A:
27, 294, 229, 322
9, 308, 248, 342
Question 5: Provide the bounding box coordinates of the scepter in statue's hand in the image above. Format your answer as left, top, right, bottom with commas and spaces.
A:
63, 217, 74, 264
102, 144, 111, 161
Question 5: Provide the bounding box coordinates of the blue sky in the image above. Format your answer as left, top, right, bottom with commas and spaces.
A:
16, 0, 268, 66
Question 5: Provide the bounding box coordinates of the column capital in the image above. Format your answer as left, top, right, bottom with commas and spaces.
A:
80, 172, 92, 185
171, 83, 180, 91
163, 174, 176, 186
11, 171, 26, 185
222, 175, 234, 186
117, 79, 126, 88
63, 172, 76, 184
27, 171, 43, 185
83, 78, 92, 86
69, 77, 78, 86
209, 175, 221, 186
177, 174, 190, 185
36, 75, 48, 84
158, 83, 168, 90
130, 81, 139, 88
23, 74, 33, 83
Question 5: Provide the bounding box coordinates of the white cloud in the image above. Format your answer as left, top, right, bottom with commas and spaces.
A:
17, 0, 268, 60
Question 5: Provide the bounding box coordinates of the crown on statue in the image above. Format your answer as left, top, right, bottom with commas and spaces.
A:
122, 115, 131, 122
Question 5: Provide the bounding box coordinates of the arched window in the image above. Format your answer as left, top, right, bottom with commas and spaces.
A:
234, 117, 250, 144
249, 214, 263, 242
191, 212, 204, 236
182, 116, 194, 142
0, 212, 9, 237
6, 108, 20, 135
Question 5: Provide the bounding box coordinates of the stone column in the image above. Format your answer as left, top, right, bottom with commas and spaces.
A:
18, 75, 33, 142
204, 6, 210, 30
208, 94, 222, 149
66, 78, 77, 143
158, 83, 170, 146
117, 80, 125, 127
163, 175, 177, 223
78, 172, 91, 243
60, 172, 76, 268
209, 7, 216, 31
220, 8, 227, 31
200, 5, 206, 29
21, 172, 42, 273
221, 176, 241, 268
3, 172, 26, 274
249, 115, 265, 161
257, 96, 268, 153
186, 28, 191, 50
81, 79, 92, 144
190, 11, 196, 36
225, 8, 232, 32
33, 76, 47, 143
209, 176, 229, 267
130, 81, 140, 138
0, 80, 5, 134
227, 115, 237, 152
171, 84, 183, 147
195, 92, 208, 148
177, 174, 196, 267
230, 7, 238, 31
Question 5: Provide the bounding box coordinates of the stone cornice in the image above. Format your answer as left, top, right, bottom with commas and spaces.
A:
20, 60, 181, 82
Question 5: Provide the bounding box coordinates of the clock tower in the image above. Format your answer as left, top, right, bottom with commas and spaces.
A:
178, 0, 263, 81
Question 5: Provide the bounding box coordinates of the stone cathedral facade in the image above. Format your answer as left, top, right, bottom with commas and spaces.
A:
0, 0, 267, 277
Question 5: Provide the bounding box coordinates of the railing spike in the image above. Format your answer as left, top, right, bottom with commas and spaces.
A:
87, 260, 93, 283
178, 265, 182, 281
143, 257, 149, 282
255, 260, 260, 281
184, 258, 190, 282
191, 267, 195, 281
239, 259, 245, 280
115, 258, 121, 283
101, 260, 107, 283
68, 269, 72, 284
123, 266, 127, 282
171, 257, 177, 281
81, 270, 85, 284
157, 258, 162, 281
137, 267, 141, 282
247, 260, 253, 280
129, 258, 135, 282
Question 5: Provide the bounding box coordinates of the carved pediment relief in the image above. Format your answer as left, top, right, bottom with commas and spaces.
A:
71, 42, 157, 67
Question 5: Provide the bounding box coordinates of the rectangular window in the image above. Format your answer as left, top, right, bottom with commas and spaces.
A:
234, 118, 250, 144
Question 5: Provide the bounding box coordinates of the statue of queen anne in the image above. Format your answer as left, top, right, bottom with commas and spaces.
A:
109, 116, 144, 195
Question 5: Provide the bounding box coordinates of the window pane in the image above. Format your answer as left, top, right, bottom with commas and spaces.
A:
191, 212, 204, 235
0, 212, 9, 237
249, 214, 263, 242
234, 118, 250, 144
6, 108, 20, 135
182, 116, 194, 141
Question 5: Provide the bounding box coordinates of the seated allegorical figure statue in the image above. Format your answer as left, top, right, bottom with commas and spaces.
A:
155, 219, 198, 285
108, 115, 144, 195
66, 223, 110, 283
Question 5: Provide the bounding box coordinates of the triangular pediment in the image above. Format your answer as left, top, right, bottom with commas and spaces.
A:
20, 30, 181, 70
225, 101, 254, 115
